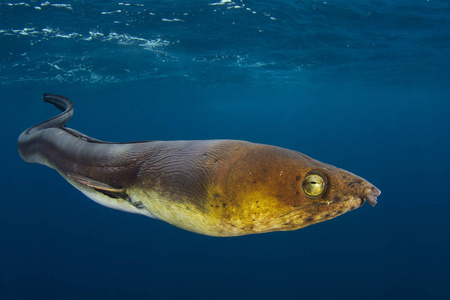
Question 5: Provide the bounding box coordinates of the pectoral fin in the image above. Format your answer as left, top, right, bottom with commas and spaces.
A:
66, 173, 144, 209
66, 173, 128, 200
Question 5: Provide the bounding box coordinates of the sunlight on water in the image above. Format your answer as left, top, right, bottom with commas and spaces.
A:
0, 0, 449, 85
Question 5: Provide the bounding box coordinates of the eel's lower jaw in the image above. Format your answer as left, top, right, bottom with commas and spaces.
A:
365, 195, 378, 207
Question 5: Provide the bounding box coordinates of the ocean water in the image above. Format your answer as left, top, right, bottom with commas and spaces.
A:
1, 0, 449, 299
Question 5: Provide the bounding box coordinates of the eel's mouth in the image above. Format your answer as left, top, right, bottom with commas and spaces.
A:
363, 185, 381, 207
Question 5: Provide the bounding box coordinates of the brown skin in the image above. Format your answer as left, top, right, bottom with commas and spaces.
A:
132, 141, 380, 236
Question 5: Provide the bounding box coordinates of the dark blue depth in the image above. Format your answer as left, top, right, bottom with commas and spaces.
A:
1, 1, 449, 299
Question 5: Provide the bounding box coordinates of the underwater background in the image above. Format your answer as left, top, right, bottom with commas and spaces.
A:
1, 1, 449, 299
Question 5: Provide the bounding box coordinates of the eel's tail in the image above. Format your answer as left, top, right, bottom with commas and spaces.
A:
18, 94, 74, 163
22, 94, 74, 135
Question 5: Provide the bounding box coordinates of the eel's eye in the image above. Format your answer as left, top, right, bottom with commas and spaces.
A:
302, 172, 326, 198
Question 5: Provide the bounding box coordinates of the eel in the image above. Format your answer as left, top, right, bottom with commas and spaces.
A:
18, 94, 380, 237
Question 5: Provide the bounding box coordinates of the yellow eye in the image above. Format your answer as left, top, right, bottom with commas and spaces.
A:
302, 173, 326, 198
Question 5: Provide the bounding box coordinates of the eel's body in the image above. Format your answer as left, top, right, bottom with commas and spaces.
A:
18, 94, 380, 237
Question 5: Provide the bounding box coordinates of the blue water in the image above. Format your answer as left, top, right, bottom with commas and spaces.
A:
1, 1, 449, 299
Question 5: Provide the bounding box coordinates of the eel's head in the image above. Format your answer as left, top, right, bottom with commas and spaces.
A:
269, 151, 381, 233
216, 144, 381, 235
278, 165, 381, 228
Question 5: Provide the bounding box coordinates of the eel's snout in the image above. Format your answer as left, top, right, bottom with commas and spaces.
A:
363, 185, 381, 207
